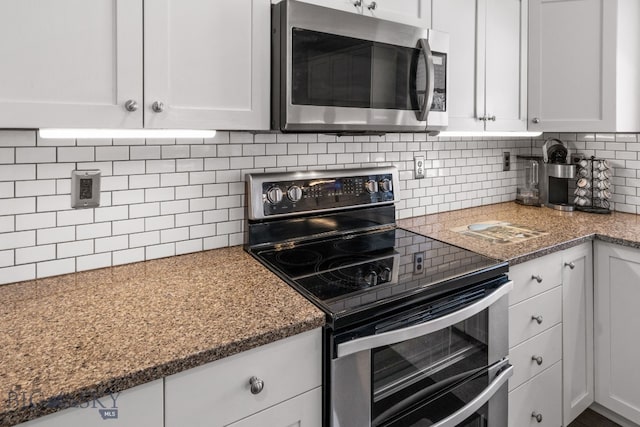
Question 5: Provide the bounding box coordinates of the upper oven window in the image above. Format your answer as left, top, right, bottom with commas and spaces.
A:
291, 28, 421, 111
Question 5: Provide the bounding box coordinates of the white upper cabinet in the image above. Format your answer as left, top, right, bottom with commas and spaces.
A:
432, 0, 527, 132
0, 0, 270, 130
144, 0, 270, 130
296, 0, 430, 27
528, 0, 640, 132
0, 0, 143, 129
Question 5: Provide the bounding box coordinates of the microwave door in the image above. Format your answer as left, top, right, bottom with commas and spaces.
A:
415, 38, 435, 123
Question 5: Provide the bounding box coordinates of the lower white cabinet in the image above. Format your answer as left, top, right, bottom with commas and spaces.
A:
164, 328, 322, 427
562, 242, 595, 425
16, 380, 163, 427
508, 362, 562, 427
595, 241, 640, 424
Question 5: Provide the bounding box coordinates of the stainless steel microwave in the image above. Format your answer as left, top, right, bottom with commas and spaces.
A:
272, 0, 449, 134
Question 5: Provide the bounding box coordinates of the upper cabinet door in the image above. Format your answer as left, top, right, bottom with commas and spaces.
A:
362, 0, 431, 27
432, 0, 527, 132
485, 0, 527, 131
528, 0, 617, 132
432, 0, 485, 132
144, 0, 270, 130
0, 0, 143, 129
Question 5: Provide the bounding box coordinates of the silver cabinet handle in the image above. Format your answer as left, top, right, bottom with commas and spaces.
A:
532, 117, 540, 124
488, 115, 496, 121
531, 274, 543, 283
531, 355, 543, 365
353, 0, 361, 5
367, 1, 377, 10
249, 376, 264, 394
337, 281, 513, 358
565, 262, 576, 269
479, 116, 487, 121
124, 100, 138, 112
531, 315, 543, 325
152, 101, 165, 113
531, 411, 543, 423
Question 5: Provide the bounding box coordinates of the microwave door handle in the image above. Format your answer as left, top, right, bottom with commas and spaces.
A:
429, 364, 514, 427
336, 280, 513, 358
415, 38, 435, 122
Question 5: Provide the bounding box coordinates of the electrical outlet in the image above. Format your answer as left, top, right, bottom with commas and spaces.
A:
503, 152, 511, 171
414, 156, 425, 179
71, 170, 101, 208
413, 252, 425, 274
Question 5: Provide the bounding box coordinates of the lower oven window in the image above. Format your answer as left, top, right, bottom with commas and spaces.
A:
372, 310, 489, 426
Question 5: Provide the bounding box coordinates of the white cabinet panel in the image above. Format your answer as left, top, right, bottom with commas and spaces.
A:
432, 0, 526, 132
562, 242, 594, 426
508, 362, 562, 427
362, 0, 430, 27
528, 0, 640, 132
508, 252, 562, 306
165, 328, 321, 427
144, 0, 270, 130
227, 387, 322, 427
508, 286, 561, 348
508, 323, 562, 392
595, 242, 640, 424
17, 380, 163, 427
0, 0, 143, 129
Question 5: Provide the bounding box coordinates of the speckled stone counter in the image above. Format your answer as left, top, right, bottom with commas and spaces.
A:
0, 246, 325, 427
399, 202, 640, 264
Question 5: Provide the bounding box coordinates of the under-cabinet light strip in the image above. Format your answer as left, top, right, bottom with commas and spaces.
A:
39, 128, 217, 139
437, 131, 543, 138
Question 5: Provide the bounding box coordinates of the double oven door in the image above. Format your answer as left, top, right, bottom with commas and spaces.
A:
330, 276, 513, 427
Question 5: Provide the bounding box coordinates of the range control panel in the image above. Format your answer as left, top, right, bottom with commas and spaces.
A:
246, 167, 400, 220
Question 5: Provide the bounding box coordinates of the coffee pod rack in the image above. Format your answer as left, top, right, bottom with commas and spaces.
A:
574, 156, 611, 214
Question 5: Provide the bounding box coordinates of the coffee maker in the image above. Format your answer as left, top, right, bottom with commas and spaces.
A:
540, 138, 576, 211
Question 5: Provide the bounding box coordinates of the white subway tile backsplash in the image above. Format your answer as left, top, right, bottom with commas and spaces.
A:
16, 244, 56, 264
0, 264, 35, 285
0, 198, 35, 216
16, 212, 56, 231
77, 138, 112, 147
76, 252, 111, 272
2, 129, 640, 284
58, 240, 94, 258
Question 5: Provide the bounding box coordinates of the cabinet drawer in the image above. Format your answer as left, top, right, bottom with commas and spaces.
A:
165, 328, 321, 427
508, 324, 562, 391
227, 387, 322, 427
509, 286, 562, 347
508, 253, 562, 306
508, 362, 562, 427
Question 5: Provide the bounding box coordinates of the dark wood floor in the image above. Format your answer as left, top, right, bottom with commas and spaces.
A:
568, 409, 621, 427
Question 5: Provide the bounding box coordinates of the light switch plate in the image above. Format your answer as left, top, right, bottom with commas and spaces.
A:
71, 170, 101, 208
414, 156, 425, 179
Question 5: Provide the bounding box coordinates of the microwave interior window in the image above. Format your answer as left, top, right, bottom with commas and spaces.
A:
291, 28, 422, 110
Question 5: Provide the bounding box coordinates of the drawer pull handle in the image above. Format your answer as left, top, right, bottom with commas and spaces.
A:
532, 355, 544, 365
565, 262, 576, 269
531, 411, 543, 423
249, 376, 264, 395
532, 274, 543, 283
531, 315, 543, 325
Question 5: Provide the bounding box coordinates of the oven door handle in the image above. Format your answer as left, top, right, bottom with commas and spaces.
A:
415, 38, 434, 122
430, 363, 513, 427
336, 280, 513, 358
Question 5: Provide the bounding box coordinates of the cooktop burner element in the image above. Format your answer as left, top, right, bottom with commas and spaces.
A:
245, 167, 508, 329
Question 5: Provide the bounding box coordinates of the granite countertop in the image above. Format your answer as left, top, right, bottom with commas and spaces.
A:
0, 246, 325, 427
398, 202, 640, 264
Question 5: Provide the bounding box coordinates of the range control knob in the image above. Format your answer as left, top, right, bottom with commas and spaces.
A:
365, 179, 378, 193
379, 178, 392, 193
266, 186, 283, 204
287, 185, 303, 202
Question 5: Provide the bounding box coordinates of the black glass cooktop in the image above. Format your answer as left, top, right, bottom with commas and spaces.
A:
252, 228, 507, 328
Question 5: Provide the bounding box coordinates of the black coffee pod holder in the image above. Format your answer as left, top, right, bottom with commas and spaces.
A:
574, 156, 611, 214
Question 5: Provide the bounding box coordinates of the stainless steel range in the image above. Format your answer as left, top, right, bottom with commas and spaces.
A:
245, 167, 513, 427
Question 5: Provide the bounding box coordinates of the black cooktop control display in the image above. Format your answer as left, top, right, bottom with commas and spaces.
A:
262, 173, 395, 217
